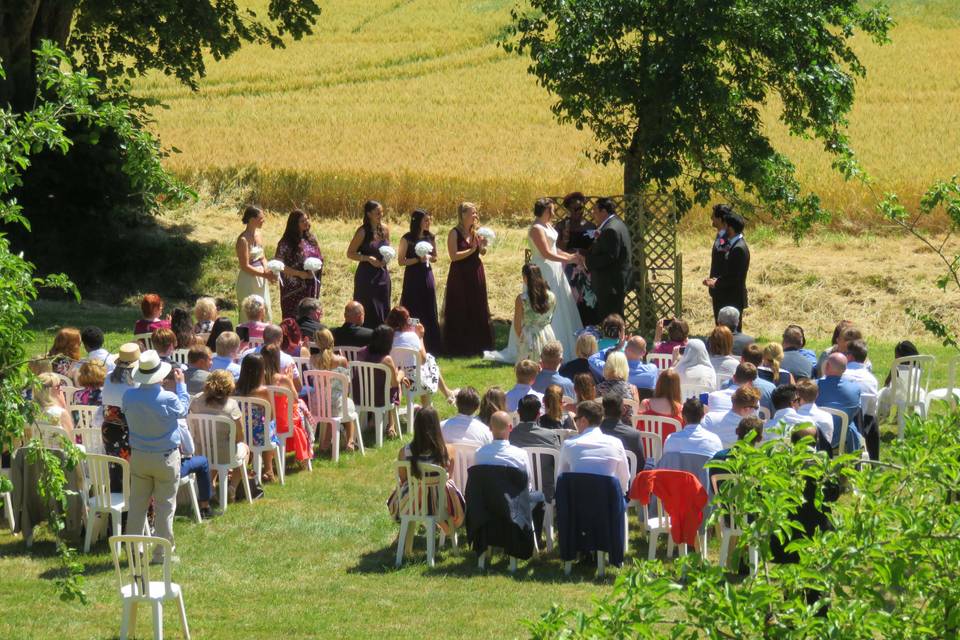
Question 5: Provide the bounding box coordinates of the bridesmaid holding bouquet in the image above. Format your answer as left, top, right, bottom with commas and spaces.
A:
398, 209, 443, 354
442, 202, 493, 356
347, 200, 393, 329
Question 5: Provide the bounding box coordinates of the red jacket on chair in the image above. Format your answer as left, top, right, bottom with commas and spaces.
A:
629, 469, 707, 546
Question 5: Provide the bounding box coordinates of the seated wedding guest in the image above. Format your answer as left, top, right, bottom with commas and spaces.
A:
238, 294, 269, 342
193, 296, 218, 335
171, 308, 196, 350
296, 297, 326, 341
596, 351, 640, 421
34, 372, 75, 436
478, 387, 507, 426
709, 362, 772, 413
71, 360, 105, 427
663, 398, 722, 460
261, 344, 313, 467
308, 329, 359, 454
191, 370, 256, 501
175, 417, 214, 519
533, 340, 575, 398
205, 317, 234, 352
540, 384, 576, 430
557, 400, 630, 494
674, 338, 718, 394
510, 395, 561, 500
81, 326, 109, 365
837, 327, 872, 370
815, 320, 854, 378
842, 339, 879, 396
795, 378, 835, 444
258, 324, 302, 389
134, 293, 170, 335
332, 301, 373, 347
475, 411, 534, 480
211, 331, 242, 379
184, 345, 212, 394
506, 359, 544, 412
387, 306, 457, 405
441, 387, 493, 446
558, 333, 597, 380
573, 373, 597, 404
280, 318, 309, 358
599, 393, 644, 466
637, 369, 684, 442
781, 325, 815, 380
739, 344, 776, 409
597, 314, 626, 351
760, 343, 793, 385
152, 328, 183, 370
764, 384, 806, 440
101, 344, 140, 484
233, 353, 279, 482
877, 340, 921, 421
702, 386, 761, 448
717, 306, 754, 356
355, 325, 407, 439
709, 416, 765, 483
390, 406, 465, 534
48, 327, 82, 378
652, 317, 689, 355
817, 353, 861, 422
708, 325, 740, 381
587, 336, 658, 393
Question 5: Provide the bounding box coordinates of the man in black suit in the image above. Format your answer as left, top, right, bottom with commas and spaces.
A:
706, 204, 733, 322
331, 301, 373, 347
296, 297, 327, 340
598, 393, 645, 469
704, 211, 750, 331
585, 197, 634, 321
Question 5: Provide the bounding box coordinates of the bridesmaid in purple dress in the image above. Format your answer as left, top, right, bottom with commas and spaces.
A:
347, 200, 393, 329
275, 209, 323, 319
398, 209, 443, 354
442, 202, 493, 356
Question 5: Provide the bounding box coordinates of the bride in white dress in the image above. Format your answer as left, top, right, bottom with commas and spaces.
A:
485, 198, 584, 363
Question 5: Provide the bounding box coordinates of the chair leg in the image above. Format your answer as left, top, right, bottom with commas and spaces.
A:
623, 512, 629, 554
120, 600, 135, 640
253, 450, 263, 481
219, 468, 229, 513
83, 510, 95, 553
544, 504, 554, 552
749, 546, 759, 575
331, 422, 340, 463
241, 470, 253, 504
597, 552, 606, 578
151, 601, 163, 640
396, 517, 410, 567
647, 531, 658, 561
719, 530, 731, 569
509, 556, 517, 573
564, 560, 572, 576
426, 520, 437, 567
276, 445, 285, 485
897, 402, 906, 440
2, 492, 14, 532
375, 413, 384, 448
188, 480, 201, 524
177, 592, 191, 640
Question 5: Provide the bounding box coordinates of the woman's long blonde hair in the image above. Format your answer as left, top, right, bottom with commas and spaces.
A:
543, 384, 564, 421
763, 343, 784, 382
310, 329, 337, 371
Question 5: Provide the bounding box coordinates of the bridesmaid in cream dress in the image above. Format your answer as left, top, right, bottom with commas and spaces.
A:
236, 205, 276, 321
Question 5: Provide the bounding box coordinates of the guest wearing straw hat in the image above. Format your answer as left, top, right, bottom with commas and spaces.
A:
122, 350, 190, 559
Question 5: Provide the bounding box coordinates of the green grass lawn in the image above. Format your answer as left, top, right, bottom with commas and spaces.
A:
3, 299, 958, 638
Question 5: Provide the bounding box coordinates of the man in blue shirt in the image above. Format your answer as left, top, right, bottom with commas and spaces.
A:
588, 336, 658, 393
532, 340, 575, 398
817, 353, 862, 425
123, 350, 191, 560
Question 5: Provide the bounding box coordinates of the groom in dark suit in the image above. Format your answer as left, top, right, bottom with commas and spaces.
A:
585, 197, 634, 320
704, 211, 750, 330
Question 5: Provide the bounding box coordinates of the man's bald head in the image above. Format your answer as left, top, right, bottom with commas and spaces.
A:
625, 336, 647, 361
824, 352, 848, 377
345, 301, 364, 324
489, 411, 513, 439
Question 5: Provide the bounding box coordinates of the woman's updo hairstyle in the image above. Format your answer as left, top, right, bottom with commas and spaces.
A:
242, 205, 262, 224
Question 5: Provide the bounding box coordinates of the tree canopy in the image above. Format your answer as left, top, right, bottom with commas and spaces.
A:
505, 0, 893, 232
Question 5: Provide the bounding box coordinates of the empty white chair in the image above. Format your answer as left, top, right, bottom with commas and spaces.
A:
235, 396, 281, 482
524, 447, 559, 552
926, 356, 960, 413
83, 453, 132, 553
449, 442, 479, 495
394, 461, 455, 567
390, 345, 422, 433
171, 349, 189, 366
304, 369, 364, 462
335, 346, 363, 363
349, 361, 401, 448
187, 414, 251, 511
133, 333, 155, 351
69, 404, 100, 430
711, 473, 758, 574
636, 432, 663, 468
891, 355, 934, 439
109, 534, 190, 640
290, 356, 312, 380
647, 353, 674, 370
642, 489, 689, 561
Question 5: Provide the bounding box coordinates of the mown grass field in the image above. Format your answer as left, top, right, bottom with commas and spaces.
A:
137, 0, 960, 222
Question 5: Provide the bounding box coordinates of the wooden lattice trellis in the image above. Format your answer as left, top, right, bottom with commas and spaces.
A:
538, 192, 680, 337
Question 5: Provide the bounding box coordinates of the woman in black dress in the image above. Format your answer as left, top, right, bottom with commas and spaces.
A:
347, 200, 392, 329
398, 209, 442, 354
442, 202, 493, 356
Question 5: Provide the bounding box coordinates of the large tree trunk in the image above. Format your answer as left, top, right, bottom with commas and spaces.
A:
0, 0, 75, 112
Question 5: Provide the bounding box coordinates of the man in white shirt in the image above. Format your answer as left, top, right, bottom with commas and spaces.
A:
707, 362, 763, 413
441, 387, 493, 446
764, 384, 808, 441
842, 340, 879, 397
795, 378, 835, 443
663, 398, 723, 458
557, 400, 630, 494
505, 359, 544, 412
474, 411, 534, 487
702, 386, 761, 448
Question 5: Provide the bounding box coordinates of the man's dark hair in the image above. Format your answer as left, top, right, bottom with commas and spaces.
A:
595, 197, 617, 217
723, 212, 746, 234
782, 325, 805, 348
455, 386, 481, 415
847, 339, 868, 364
81, 326, 104, 351
712, 203, 733, 220
736, 416, 764, 443
771, 384, 798, 411
682, 397, 705, 425
298, 297, 321, 317
732, 362, 758, 383
741, 343, 763, 367
517, 394, 542, 422
575, 400, 603, 425
601, 393, 623, 419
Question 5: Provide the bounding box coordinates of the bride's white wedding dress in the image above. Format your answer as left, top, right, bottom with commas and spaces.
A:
484, 222, 583, 364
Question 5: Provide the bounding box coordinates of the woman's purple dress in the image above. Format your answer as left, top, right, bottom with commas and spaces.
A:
275, 237, 323, 320
353, 230, 392, 329
442, 227, 493, 356
399, 232, 442, 354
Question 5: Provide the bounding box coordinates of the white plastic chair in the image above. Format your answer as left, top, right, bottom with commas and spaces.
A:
394, 461, 455, 567
83, 453, 132, 553
892, 355, 934, 439
926, 356, 960, 413
633, 414, 682, 452
681, 382, 714, 401
134, 333, 155, 351
54, 372, 76, 388
177, 474, 203, 525
1, 467, 14, 532
171, 349, 190, 366
642, 488, 691, 561
335, 346, 363, 363
74, 426, 106, 455
648, 353, 674, 370
449, 442, 479, 495
636, 432, 663, 469
822, 407, 853, 454
524, 447, 559, 552
349, 361, 401, 448
391, 346, 422, 433
304, 369, 365, 462
265, 384, 299, 480
36, 423, 72, 449
235, 395, 281, 482
69, 403, 100, 430
187, 413, 251, 511
711, 473, 758, 574
757, 406, 772, 422
109, 535, 190, 640
290, 356, 312, 380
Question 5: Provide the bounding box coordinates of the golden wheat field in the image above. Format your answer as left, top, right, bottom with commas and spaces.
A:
137, 0, 960, 223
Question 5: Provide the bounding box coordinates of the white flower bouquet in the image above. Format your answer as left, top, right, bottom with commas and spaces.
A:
379, 245, 397, 264
477, 226, 496, 244
414, 241, 433, 268
266, 259, 285, 285
303, 257, 323, 273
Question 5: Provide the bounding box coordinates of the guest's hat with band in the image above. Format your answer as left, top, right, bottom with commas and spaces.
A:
131, 350, 171, 385
115, 343, 142, 365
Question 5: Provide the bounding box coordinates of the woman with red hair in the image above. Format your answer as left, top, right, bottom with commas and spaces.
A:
280, 318, 309, 358
134, 293, 171, 335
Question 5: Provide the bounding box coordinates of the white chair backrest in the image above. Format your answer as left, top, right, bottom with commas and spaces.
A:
304, 369, 349, 421
86, 453, 129, 509
395, 461, 448, 520
234, 396, 274, 447
36, 423, 71, 448
633, 414, 682, 444
625, 450, 638, 479
171, 349, 190, 365
73, 427, 105, 454
62, 385, 81, 404
892, 355, 934, 404
860, 392, 878, 417
349, 361, 393, 411
558, 428, 579, 442
821, 407, 850, 453
717, 372, 733, 389
335, 346, 363, 363
248, 336, 264, 349
524, 447, 558, 494
681, 382, 713, 401
450, 442, 480, 493
69, 404, 99, 429
187, 413, 238, 468
622, 398, 640, 417
291, 356, 312, 380
265, 385, 296, 445
757, 406, 771, 422
389, 345, 421, 373
710, 473, 741, 528
648, 353, 674, 370
133, 333, 155, 351
54, 372, 75, 388
637, 432, 664, 463
110, 535, 175, 599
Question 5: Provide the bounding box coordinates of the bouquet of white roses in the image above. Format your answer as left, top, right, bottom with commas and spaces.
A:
266, 259, 285, 286
414, 241, 433, 268
379, 245, 397, 264
477, 226, 496, 244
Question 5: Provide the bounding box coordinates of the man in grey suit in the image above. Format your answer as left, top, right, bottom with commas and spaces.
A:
585, 197, 634, 320
598, 393, 645, 471
508, 395, 561, 500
